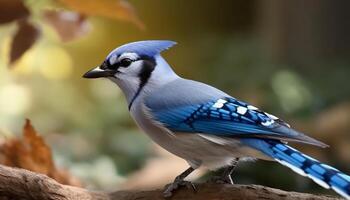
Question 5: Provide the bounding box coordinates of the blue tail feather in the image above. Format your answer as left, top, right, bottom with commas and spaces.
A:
245, 139, 350, 199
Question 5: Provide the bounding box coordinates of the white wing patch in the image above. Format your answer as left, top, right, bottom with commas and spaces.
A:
265, 112, 279, 120
212, 99, 227, 108
237, 106, 248, 115
211, 98, 285, 128
247, 105, 258, 110
261, 120, 275, 127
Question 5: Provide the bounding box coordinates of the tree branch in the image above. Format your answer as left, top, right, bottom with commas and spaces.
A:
0, 165, 341, 200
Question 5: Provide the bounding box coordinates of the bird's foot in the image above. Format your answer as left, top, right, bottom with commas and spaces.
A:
163, 178, 196, 197
207, 175, 234, 184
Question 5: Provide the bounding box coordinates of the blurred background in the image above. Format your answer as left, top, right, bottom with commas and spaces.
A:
0, 0, 350, 196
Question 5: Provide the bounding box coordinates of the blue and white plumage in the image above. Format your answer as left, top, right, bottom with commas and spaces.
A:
83, 40, 350, 199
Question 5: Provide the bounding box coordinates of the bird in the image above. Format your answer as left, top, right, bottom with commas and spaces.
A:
83, 40, 350, 199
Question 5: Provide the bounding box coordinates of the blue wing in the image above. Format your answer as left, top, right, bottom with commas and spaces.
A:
147, 96, 326, 147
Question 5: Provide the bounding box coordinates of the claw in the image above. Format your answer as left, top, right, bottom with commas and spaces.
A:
163, 167, 196, 197
163, 179, 196, 197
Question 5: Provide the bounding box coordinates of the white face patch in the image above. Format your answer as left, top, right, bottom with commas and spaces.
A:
212, 99, 227, 108
237, 106, 248, 115
118, 52, 139, 62
108, 54, 118, 65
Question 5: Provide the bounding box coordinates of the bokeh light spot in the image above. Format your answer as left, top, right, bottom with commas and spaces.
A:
0, 84, 31, 115
38, 46, 73, 80
271, 70, 312, 113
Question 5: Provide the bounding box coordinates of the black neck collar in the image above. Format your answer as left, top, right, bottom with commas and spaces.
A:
128, 56, 156, 110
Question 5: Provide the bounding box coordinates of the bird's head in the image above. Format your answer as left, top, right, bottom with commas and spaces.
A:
83, 40, 178, 105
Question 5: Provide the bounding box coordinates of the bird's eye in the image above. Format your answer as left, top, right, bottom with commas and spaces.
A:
120, 58, 133, 67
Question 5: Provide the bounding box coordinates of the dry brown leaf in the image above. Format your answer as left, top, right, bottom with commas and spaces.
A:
9, 19, 40, 66
58, 0, 145, 29
0, 119, 81, 186
0, 0, 30, 24
44, 10, 91, 42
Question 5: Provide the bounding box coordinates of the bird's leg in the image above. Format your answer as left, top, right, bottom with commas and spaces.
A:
220, 163, 236, 184
163, 167, 196, 197
208, 158, 239, 184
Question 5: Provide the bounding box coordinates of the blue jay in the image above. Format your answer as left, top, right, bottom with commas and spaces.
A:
83, 40, 350, 198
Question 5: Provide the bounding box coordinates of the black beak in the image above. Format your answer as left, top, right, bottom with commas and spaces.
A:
83, 67, 115, 79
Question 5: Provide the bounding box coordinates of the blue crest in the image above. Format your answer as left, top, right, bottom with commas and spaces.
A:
107, 40, 177, 58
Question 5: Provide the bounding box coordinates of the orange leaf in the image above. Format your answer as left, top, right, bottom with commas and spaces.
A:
0, 119, 81, 186
44, 10, 91, 42
9, 19, 40, 66
23, 119, 55, 174
0, 0, 30, 24
58, 0, 145, 29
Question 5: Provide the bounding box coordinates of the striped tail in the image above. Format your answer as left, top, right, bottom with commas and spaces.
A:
248, 139, 350, 199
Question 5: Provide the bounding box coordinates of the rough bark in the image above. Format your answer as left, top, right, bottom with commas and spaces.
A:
0, 165, 341, 200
